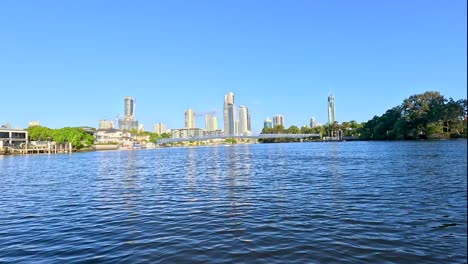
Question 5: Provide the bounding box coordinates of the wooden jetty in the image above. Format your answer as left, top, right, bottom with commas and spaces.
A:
1, 142, 73, 155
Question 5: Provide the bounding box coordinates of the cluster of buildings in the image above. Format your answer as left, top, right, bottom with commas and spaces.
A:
263, 93, 334, 130
223, 92, 251, 136
169, 92, 251, 139
95, 96, 144, 146
1, 92, 336, 149
94, 91, 336, 143
263, 115, 285, 128
95, 92, 253, 144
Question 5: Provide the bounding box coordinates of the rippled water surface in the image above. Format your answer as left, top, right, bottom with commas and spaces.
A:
1, 141, 466, 263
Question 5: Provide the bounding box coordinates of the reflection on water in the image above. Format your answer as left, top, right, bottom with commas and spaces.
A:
0, 141, 466, 263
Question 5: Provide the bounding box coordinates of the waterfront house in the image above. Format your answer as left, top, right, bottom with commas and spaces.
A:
94, 128, 136, 146
0, 128, 28, 149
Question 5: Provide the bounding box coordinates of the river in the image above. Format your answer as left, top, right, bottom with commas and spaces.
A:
0, 140, 466, 263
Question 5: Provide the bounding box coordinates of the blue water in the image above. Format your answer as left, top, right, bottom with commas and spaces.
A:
0, 141, 466, 263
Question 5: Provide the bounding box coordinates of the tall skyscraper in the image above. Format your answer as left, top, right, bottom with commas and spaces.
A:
153, 122, 166, 135
273, 115, 284, 127
205, 114, 218, 131
185, 109, 195, 128
124, 96, 135, 121
310, 117, 316, 128
119, 96, 138, 131
238, 105, 251, 135
223, 92, 237, 135
264, 118, 273, 128
328, 93, 335, 124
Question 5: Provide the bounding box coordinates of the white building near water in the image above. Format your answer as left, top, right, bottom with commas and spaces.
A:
171, 128, 204, 139
94, 128, 136, 145
0, 128, 28, 148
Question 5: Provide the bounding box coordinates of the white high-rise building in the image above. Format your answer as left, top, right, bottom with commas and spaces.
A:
185, 109, 195, 128
238, 105, 251, 135
153, 122, 166, 135
310, 117, 316, 128
205, 114, 218, 131
273, 114, 284, 127
328, 93, 335, 124
223, 92, 237, 135
98, 119, 114, 129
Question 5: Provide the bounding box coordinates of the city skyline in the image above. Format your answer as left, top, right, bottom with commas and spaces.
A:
102, 93, 331, 134
0, 1, 466, 133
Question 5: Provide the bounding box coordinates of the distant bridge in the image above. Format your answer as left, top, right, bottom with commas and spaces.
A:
157, 133, 321, 144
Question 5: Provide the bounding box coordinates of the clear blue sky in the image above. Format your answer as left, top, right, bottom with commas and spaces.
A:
1, 0, 466, 134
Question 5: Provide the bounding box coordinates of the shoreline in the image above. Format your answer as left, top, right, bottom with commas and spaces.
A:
3, 138, 467, 156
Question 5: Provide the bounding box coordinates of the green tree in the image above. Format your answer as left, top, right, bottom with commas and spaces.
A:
26, 126, 94, 148
402, 91, 446, 138
26, 126, 53, 141
359, 91, 466, 140
261, 127, 273, 134
149, 133, 160, 143
272, 125, 285, 134
300, 126, 313, 134
161, 132, 171, 138
287, 125, 300, 134
225, 138, 237, 144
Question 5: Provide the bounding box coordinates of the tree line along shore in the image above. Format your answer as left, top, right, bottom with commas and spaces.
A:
261, 91, 466, 142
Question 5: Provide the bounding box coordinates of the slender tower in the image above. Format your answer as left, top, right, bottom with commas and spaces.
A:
185, 109, 195, 128
310, 117, 316, 128
328, 93, 335, 124
238, 105, 251, 135
124, 96, 135, 121
223, 92, 236, 135
205, 114, 215, 131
